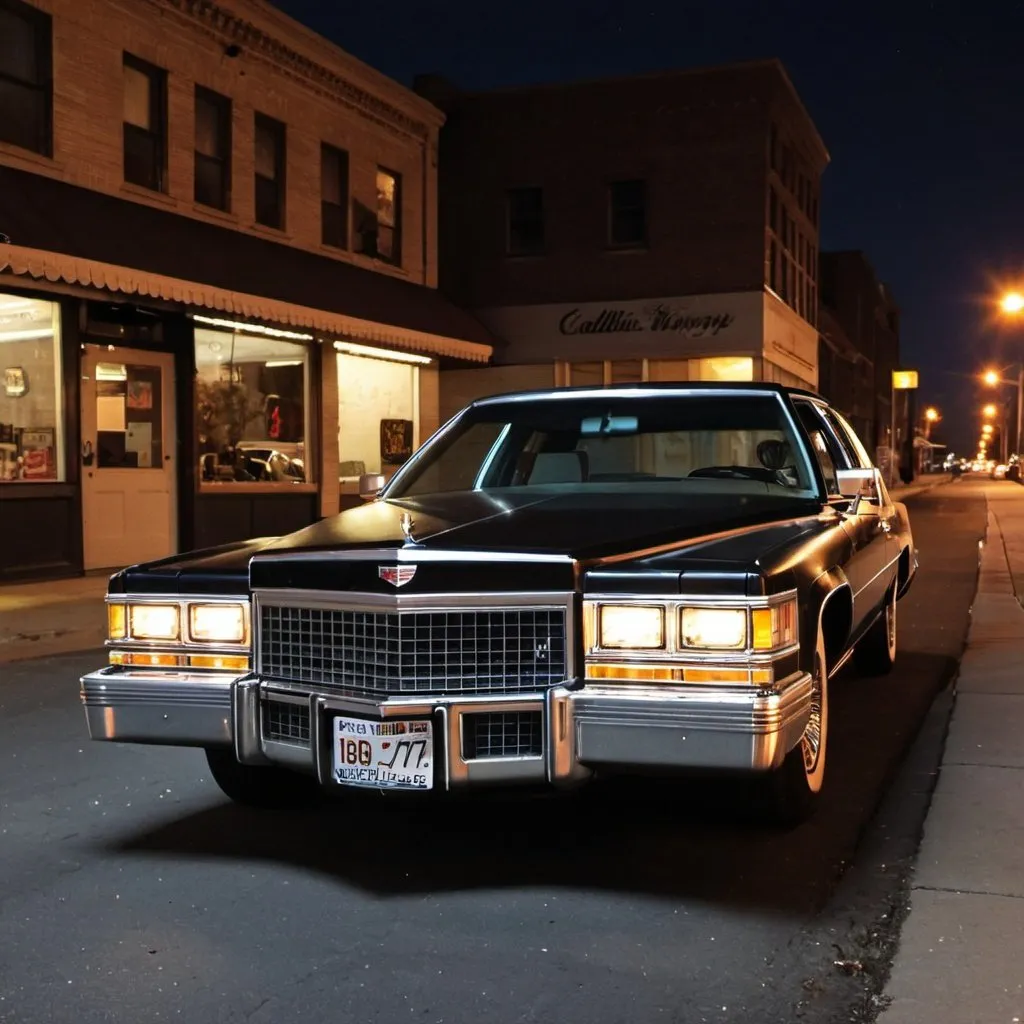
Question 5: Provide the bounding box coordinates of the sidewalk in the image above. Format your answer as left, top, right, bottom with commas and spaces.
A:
0, 574, 108, 663
889, 471, 952, 502
878, 483, 1024, 1022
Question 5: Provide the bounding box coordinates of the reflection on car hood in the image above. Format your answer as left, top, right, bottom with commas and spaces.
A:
259, 488, 824, 562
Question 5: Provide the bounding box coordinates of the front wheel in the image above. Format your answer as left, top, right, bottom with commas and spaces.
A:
853, 580, 897, 676
757, 629, 829, 827
204, 748, 323, 809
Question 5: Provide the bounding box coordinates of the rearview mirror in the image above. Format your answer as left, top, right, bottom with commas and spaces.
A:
580, 414, 639, 436
358, 472, 386, 501
836, 467, 881, 504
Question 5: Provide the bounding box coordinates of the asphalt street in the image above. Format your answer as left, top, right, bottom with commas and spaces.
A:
0, 480, 987, 1024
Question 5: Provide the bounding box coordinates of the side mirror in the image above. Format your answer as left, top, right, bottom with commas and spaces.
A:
358, 472, 386, 501
835, 467, 882, 509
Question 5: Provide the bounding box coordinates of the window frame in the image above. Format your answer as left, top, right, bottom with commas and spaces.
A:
320, 142, 350, 250
193, 85, 232, 211
0, 0, 52, 157
374, 166, 402, 265
122, 52, 167, 193
607, 179, 647, 249
505, 186, 545, 256
253, 112, 286, 230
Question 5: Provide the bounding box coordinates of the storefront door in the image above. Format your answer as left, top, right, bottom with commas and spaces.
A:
80, 344, 177, 571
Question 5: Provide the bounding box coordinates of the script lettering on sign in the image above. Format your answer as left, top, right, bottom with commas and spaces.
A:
558, 303, 735, 339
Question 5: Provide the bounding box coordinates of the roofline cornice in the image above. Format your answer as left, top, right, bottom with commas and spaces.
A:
152, 0, 439, 140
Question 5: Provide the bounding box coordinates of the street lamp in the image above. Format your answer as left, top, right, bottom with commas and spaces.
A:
983, 403, 998, 418
1001, 292, 1024, 315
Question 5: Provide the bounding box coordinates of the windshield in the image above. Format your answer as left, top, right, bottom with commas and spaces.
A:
386, 392, 821, 501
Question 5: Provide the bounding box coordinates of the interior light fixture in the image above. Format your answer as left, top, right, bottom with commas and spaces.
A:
264, 359, 303, 367
333, 340, 433, 365
0, 328, 53, 342
191, 314, 313, 341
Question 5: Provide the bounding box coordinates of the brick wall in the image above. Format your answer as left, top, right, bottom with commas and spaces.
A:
420, 61, 827, 312
2, 0, 442, 288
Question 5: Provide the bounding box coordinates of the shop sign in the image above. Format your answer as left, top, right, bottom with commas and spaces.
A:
557, 302, 735, 339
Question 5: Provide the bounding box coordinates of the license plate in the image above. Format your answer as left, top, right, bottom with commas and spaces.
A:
331, 716, 434, 791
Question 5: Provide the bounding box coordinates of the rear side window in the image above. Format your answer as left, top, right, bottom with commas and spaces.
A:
827, 408, 874, 469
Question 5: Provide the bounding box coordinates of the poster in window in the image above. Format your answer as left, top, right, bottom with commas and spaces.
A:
380, 418, 413, 465
126, 379, 153, 410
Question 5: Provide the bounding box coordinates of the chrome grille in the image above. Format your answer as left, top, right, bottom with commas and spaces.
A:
462, 711, 543, 759
263, 700, 310, 746
258, 603, 568, 696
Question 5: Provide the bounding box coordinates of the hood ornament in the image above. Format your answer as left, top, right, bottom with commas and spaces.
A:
399, 511, 418, 546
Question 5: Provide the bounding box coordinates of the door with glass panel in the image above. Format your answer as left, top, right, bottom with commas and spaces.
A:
80, 345, 176, 571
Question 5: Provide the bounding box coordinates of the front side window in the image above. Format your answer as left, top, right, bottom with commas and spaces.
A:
254, 113, 285, 229
194, 327, 310, 485
123, 53, 166, 192
0, 0, 51, 155
506, 187, 544, 255
375, 167, 401, 264
0, 292, 63, 482
608, 179, 646, 248
387, 394, 820, 501
194, 86, 231, 210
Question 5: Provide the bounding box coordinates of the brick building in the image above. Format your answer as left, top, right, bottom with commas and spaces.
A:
0, 0, 493, 582
414, 61, 829, 421
817, 251, 903, 467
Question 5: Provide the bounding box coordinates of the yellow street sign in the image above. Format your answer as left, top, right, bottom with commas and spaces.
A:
892, 370, 919, 390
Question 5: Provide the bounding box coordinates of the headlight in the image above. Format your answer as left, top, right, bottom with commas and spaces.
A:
680, 607, 747, 649
599, 605, 665, 649
129, 604, 180, 640
189, 603, 248, 644
751, 598, 798, 651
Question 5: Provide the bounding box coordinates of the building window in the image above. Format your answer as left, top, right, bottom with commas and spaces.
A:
321, 143, 349, 249
0, 293, 63, 482
254, 113, 285, 229
608, 180, 647, 248
194, 86, 231, 211
0, 0, 51, 156
506, 187, 544, 256
194, 327, 310, 485
123, 53, 167, 192
690, 357, 754, 382
337, 350, 420, 480
375, 167, 401, 264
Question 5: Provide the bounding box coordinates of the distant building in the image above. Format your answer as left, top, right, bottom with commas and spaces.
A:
0, 0, 492, 582
817, 251, 902, 463
415, 60, 829, 421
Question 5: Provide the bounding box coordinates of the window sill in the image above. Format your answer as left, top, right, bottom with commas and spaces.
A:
250, 221, 293, 242
198, 482, 318, 495
120, 181, 178, 209
0, 141, 65, 177
194, 202, 238, 226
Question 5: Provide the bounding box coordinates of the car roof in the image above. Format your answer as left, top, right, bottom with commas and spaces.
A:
468, 380, 820, 407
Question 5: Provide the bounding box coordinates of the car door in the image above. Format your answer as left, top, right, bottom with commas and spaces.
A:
823, 406, 902, 598
791, 399, 888, 636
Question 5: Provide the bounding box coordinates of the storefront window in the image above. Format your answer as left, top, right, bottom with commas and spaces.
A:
690, 357, 754, 382
0, 293, 63, 482
337, 351, 418, 479
194, 326, 310, 484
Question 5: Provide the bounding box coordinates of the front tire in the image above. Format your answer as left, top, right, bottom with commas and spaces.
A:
204, 748, 323, 809
757, 628, 829, 827
854, 579, 897, 676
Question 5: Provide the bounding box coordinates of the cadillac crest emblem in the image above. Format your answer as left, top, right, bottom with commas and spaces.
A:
379, 565, 417, 587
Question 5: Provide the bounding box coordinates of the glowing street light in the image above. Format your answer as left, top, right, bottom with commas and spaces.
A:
924, 407, 939, 422
1001, 292, 1024, 315
984, 403, 998, 418
983, 369, 1001, 386
983, 424, 994, 435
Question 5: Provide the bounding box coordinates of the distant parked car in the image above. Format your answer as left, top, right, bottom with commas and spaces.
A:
81, 384, 917, 827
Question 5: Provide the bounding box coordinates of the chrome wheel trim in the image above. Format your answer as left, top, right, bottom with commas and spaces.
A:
801, 651, 824, 775
886, 586, 897, 660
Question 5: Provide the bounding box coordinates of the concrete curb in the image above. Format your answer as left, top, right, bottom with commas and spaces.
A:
876, 489, 1024, 1023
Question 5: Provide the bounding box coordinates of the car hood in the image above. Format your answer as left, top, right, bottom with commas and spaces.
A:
113, 489, 827, 596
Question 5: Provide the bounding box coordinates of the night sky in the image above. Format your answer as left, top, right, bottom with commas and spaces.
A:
277, 0, 1024, 455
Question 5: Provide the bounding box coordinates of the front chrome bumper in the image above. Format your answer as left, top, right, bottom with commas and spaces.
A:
81, 667, 813, 786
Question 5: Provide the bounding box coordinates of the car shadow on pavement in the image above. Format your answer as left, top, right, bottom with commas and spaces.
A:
104, 648, 957, 917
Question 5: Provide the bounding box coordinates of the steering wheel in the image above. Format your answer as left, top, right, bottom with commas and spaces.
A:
688, 465, 780, 483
